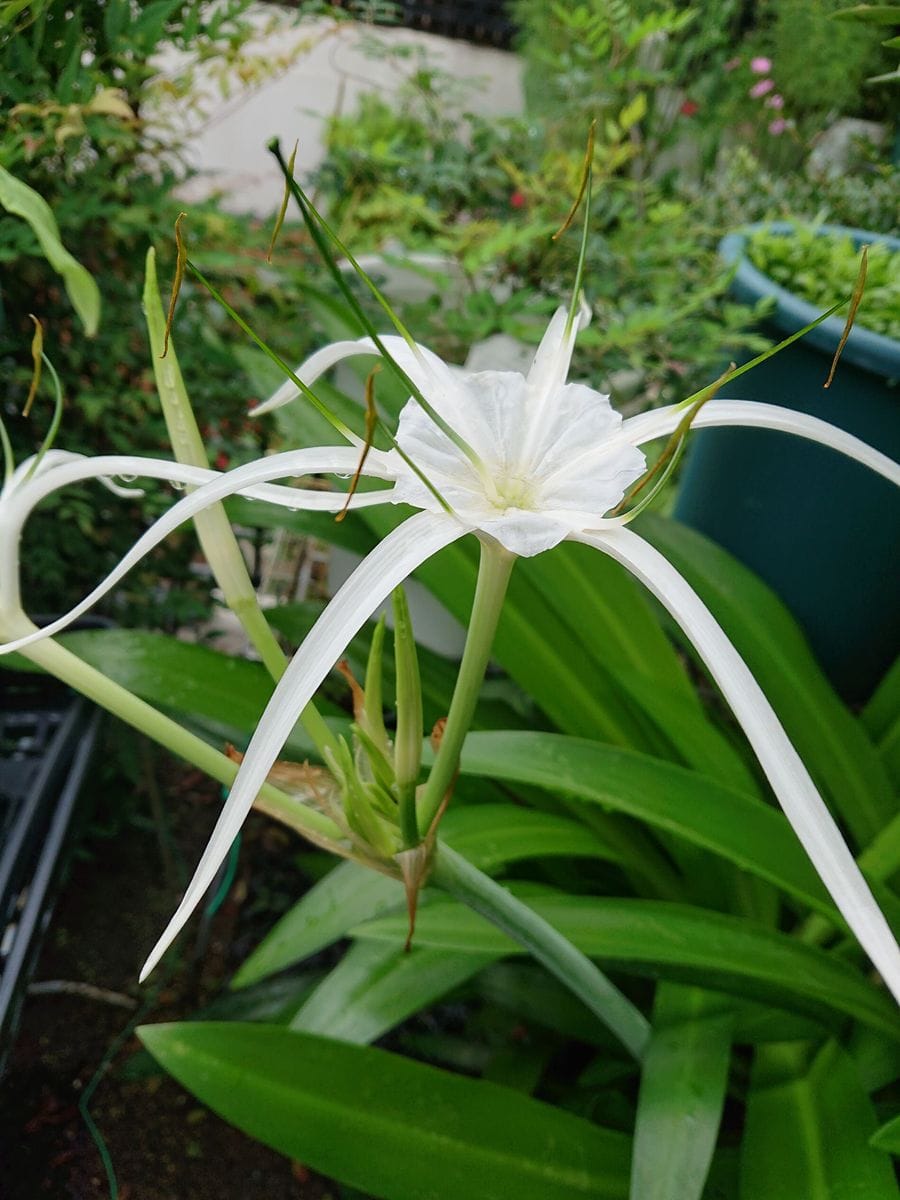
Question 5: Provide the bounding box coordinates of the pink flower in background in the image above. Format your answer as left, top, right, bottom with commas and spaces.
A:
749, 78, 775, 99
724, 56, 741, 71
766, 93, 784, 109
750, 56, 772, 73
510, 190, 526, 209
679, 99, 699, 117
768, 117, 787, 135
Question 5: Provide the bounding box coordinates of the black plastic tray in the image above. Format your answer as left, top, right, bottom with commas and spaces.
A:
0, 669, 101, 1070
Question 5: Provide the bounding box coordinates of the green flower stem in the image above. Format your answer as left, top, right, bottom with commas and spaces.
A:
431, 840, 650, 1061
20, 635, 343, 844
417, 540, 515, 834
143, 247, 336, 764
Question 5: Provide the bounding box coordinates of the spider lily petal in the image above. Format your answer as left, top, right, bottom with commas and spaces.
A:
578, 524, 900, 1003
0, 447, 396, 655
251, 334, 468, 420
623, 399, 900, 486
140, 509, 463, 980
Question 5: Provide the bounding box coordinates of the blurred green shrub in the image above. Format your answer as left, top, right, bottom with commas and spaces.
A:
0, 1, 279, 625
747, 223, 900, 339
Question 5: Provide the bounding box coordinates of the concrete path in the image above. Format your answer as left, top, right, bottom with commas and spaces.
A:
151, 7, 523, 215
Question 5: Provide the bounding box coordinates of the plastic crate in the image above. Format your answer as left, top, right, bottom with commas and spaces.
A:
0, 669, 101, 1071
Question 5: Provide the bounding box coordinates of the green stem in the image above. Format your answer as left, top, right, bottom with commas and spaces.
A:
20, 635, 342, 844
417, 540, 515, 833
431, 841, 649, 1061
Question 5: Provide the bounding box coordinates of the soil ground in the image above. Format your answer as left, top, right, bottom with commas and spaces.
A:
0, 739, 335, 1200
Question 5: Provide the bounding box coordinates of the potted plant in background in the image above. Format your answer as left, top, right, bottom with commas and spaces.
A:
675, 222, 900, 703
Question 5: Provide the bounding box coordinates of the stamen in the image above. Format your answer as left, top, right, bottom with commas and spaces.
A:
0, 412, 14, 490
564, 123, 595, 340
22, 314, 42, 417
613, 364, 734, 520
23, 351, 64, 484
675, 298, 845, 413
266, 140, 297, 264
553, 120, 595, 242
267, 139, 488, 482
824, 244, 867, 389
336, 364, 379, 522
161, 212, 187, 359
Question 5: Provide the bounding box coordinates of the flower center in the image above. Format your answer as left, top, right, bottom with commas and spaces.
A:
490, 471, 536, 513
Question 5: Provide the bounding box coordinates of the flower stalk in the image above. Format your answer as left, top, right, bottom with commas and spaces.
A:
430, 840, 651, 1060
417, 540, 515, 834
392, 587, 424, 848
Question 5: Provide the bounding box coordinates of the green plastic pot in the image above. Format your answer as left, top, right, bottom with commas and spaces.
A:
675, 223, 899, 703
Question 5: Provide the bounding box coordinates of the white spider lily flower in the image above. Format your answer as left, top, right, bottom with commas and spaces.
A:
136, 306, 900, 994
1, 307, 897, 1001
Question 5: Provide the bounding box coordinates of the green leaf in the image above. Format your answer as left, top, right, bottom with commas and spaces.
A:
456, 731, 842, 922
833, 4, 900, 24
289, 938, 495, 1044
740, 1040, 898, 1198
0, 164, 100, 334
36, 629, 330, 759
862, 655, 900, 788
636, 514, 894, 844
870, 1113, 900, 1154
233, 804, 616, 988
354, 892, 900, 1038
441, 802, 618, 872
138, 1023, 632, 1200
0, 0, 38, 30
611, 670, 759, 794
618, 92, 648, 130
630, 984, 733, 1200
232, 862, 400, 989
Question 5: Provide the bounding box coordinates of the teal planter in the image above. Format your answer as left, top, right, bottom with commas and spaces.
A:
675, 224, 900, 703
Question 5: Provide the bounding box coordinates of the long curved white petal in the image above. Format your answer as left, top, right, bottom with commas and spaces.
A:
577, 525, 900, 1004
251, 334, 466, 420
0, 448, 397, 654
623, 399, 900, 487
251, 340, 380, 416
140, 509, 464, 981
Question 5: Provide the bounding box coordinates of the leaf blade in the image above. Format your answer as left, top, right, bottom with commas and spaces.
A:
138, 1023, 632, 1200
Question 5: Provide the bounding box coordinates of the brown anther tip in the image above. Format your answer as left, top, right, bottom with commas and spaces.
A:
430, 717, 447, 752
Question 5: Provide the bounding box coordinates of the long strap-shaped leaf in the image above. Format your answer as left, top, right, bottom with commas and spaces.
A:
630, 983, 733, 1200
454, 731, 853, 923
139, 1022, 631, 1200
740, 1040, 897, 1199
354, 892, 900, 1037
